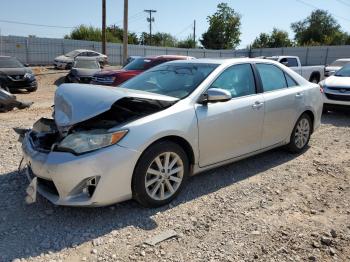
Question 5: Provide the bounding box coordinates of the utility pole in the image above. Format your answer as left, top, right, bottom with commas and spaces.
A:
123, 0, 128, 64
102, 0, 106, 55
144, 9, 157, 45
193, 20, 196, 48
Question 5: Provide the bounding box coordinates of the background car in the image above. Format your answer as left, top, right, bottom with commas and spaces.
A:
320, 64, 350, 112
324, 58, 350, 77
92, 55, 195, 86
0, 56, 37, 93
21, 58, 323, 208
54, 49, 108, 69
65, 57, 101, 84
266, 56, 324, 83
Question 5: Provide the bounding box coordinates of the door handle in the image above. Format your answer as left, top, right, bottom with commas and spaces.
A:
252, 101, 264, 109
295, 92, 304, 98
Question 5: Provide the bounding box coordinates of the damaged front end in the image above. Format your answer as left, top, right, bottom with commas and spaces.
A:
28, 96, 176, 155
20, 84, 178, 205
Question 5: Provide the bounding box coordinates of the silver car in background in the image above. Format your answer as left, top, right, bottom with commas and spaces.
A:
320, 64, 350, 111
21, 58, 323, 207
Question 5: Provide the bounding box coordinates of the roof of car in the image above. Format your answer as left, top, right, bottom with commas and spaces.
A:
336, 58, 350, 61
167, 57, 270, 65
74, 57, 100, 61
145, 55, 195, 60
0, 56, 13, 58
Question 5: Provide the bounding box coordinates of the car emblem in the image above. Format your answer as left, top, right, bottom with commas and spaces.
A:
15, 75, 20, 80
339, 89, 347, 93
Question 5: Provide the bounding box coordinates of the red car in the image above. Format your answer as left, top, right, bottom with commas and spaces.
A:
92, 55, 194, 86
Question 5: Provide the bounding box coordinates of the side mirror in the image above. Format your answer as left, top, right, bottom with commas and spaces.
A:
281, 61, 289, 66
200, 88, 232, 104
24, 64, 29, 67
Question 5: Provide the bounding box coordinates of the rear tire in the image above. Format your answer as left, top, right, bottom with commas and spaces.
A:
132, 141, 189, 208
287, 114, 312, 153
309, 74, 320, 84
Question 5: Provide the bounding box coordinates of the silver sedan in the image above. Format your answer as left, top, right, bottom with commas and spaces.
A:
21, 58, 323, 207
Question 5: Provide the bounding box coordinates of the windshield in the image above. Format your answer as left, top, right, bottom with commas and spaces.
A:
330, 60, 350, 67
65, 50, 80, 58
334, 64, 350, 77
0, 57, 24, 68
120, 63, 219, 99
74, 60, 100, 69
123, 58, 152, 70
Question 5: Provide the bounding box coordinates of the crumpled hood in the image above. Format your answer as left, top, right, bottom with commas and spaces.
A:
55, 55, 73, 63
324, 75, 350, 87
54, 84, 178, 127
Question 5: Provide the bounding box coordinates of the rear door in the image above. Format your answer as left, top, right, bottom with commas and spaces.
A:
255, 63, 302, 148
195, 63, 265, 167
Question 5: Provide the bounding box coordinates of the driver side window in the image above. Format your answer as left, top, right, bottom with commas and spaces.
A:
209, 64, 256, 98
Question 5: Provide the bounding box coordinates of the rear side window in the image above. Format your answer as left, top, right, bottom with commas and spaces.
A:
210, 64, 256, 98
285, 74, 298, 87
256, 64, 287, 92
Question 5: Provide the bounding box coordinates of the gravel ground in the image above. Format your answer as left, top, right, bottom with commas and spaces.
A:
0, 68, 349, 262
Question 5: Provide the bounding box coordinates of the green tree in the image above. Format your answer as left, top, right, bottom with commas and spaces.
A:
65, 24, 139, 44
291, 9, 349, 46
177, 35, 196, 48
107, 25, 139, 44
140, 32, 177, 47
252, 28, 293, 48
251, 33, 270, 49
200, 3, 241, 49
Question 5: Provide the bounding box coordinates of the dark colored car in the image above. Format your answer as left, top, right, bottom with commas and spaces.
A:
0, 56, 37, 92
65, 57, 102, 84
92, 55, 195, 86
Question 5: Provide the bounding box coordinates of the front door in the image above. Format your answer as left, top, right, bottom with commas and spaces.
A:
195, 63, 265, 167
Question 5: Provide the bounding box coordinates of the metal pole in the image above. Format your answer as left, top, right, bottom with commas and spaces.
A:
102, 0, 107, 55
193, 20, 196, 48
144, 10, 157, 45
123, 0, 128, 64
0, 28, 2, 55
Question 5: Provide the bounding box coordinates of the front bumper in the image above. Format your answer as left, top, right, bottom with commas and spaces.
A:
54, 61, 68, 69
8, 79, 37, 90
323, 89, 350, 107
66, 74, 92, 84
21, 131, 141, 206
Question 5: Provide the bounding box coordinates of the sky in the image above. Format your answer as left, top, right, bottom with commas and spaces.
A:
0, 0, 349, 48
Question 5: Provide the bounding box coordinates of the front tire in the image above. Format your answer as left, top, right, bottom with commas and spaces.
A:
132, 141, 189, 207
26, 86, 37, 92
287, 114, 312, 153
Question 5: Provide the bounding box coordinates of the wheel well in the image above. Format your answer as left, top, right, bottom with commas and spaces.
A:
152, 136, 195, 166
309, 72, 320, 81
302, 110, 315, 133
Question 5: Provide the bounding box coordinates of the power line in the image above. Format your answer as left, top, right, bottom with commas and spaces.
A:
295, 0, 350, 23
0, 19, 76, 29
335, 0, 350, 8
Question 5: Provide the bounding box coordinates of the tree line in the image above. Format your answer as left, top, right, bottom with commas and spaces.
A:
64, 3, 350, 50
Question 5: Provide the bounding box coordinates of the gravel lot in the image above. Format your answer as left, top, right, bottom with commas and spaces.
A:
0, 67, 349, 262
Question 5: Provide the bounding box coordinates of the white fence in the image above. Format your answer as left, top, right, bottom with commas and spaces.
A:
1, 35, 350, 66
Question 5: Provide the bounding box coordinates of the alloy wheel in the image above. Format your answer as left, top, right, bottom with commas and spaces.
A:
294, 118, 310, 149
145, 152, 184, 201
